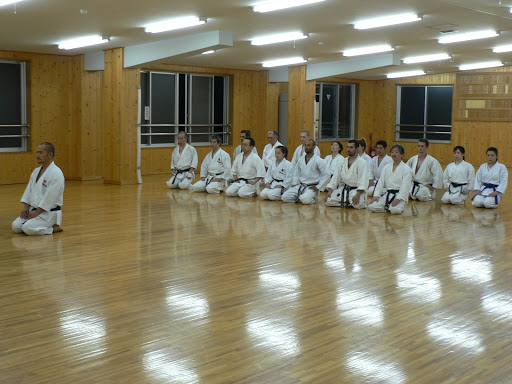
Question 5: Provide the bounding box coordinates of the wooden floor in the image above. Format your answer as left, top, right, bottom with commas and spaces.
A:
1, 174, 512, 383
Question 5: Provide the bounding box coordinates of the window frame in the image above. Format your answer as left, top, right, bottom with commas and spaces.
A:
395, 84, 453, 143
0, 60, 28, 153
316, 82, 356, 142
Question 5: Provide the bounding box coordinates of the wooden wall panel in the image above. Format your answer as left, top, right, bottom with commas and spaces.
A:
0, 50, 79, 184
120, 68, 139, 183
80, 58, 104, 181
288, 66, 316, 154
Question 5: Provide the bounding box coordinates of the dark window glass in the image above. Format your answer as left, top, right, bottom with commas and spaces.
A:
338, 85, 352, 139
321, 84, 337, 140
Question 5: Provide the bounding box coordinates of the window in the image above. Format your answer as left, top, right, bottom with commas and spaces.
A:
140, 71, 229, 147
0, 61, 28, 152
396, 85, 453, 142
316, 82, 356, 141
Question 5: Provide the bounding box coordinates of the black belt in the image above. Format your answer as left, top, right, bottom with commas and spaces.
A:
411, 180, 421, 197
172, 168, 191, 184
296, 183, 318, 202
449, 182, 466, 194
31, 206, 61, 212
384, 189, 399, 211
339, 185, 357, 207
206, 172, 224, 186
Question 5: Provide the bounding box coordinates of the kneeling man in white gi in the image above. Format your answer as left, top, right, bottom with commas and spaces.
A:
325, 140, 368, 209
282, 139, 328, 205
192, 134, 231, 194
369, 144, 412, 214
407, 138, 443, 201
167, 131, 198, 189
227, 137, 265, 198
12, 142, 65, 235
472, 147, 508, 209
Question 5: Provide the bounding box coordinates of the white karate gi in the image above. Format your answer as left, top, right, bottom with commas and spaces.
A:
12, 161, 65, 235
326, 156, 369, 209
360, 152, 372, 165
233, 145, 257, 163
167, 144, 198, 189
227, 152, 266, 198
282, 154, 327, 205
291, 144, 321, 165
260, 159, 293, 201
369, 162, 412, 215
262, 141, 284, 169
322, 153, 344, 192
192, 148, 231, 194
472, 162, 508, 209
406, 154, 443, 201
367, 155, 393, 197
441, 161, 475, 205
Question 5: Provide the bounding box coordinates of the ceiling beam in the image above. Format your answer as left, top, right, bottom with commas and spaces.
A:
124, 30, 233, 68
306, 53, 400, 80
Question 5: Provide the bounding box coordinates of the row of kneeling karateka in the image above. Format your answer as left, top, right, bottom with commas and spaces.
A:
167, 132, 508, 214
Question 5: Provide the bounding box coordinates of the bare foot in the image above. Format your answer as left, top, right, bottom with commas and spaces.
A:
52, 225, 63, 233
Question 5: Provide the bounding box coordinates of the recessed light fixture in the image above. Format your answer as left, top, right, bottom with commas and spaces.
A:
493, 44, 512, 53
403, 53, 451, 64
262, 57, 306, 67
145, 16, 207, 34
343, 45, 394, 57
251, 32, 308, 46
354, 13, 422, 30
58, 35, 109, 50
438, 30, 499, 44
253, 0, 325, 13
0, 0, 22, 6
387, 70, 426, 79
202, 50, 215, 55
459, 61, 503, 71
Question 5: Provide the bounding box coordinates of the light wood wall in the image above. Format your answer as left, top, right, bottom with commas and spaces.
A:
2, 51, 511, 185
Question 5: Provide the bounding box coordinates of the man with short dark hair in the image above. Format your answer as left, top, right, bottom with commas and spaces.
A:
192, 135, 232, 194
233, 130, 258, 162
407, 138, 443, 201
368, 140, 393, 197
12, 142, 65, 235
167, 131, 198, 189
227, 137, 265, 198
325, 139, 368, 209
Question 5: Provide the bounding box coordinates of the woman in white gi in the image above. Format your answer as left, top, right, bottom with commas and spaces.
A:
321, 141, 344, 191
12, 142, 65, 235
260, 146, 292, 201
192, 135, 232, 194
369, 144, 412, 215
472, 147, 508, 209
167, 131, 198, 190
227, 137, 266, 198
441, 146, 475, 205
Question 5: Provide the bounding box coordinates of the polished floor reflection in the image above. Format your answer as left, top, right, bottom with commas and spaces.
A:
1, 175, 512, 383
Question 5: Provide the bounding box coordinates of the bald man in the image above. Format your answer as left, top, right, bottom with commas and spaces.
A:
167, 131, 198, 190
291, 130, 321, 165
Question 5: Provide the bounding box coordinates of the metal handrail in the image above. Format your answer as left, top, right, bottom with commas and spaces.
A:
0, 134, 30, 138
395, 130, 451, 135
141, 131, 229, 136
0, 124, 30, 127
135, 123, 231, 127
394, 124, 451, 128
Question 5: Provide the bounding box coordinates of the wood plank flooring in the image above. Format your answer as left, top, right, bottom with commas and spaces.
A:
1, 174, 512, 383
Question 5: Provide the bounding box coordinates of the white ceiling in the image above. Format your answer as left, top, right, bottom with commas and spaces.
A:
3, 0, 512, 79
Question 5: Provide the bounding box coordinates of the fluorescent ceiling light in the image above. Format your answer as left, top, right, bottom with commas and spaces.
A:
262, 56, 306, 67
343, 45, 394, 57
202, 50, 215, 55
251, 32, 308, 46
58, 35, 109, 50
459, 61, 503, 71
403, 53, 451, 64
387, 70, 426, 79
439, 30, 499, 44
253, 0, 325, 13
493, 44, 512, 53
145, 17, 206, 33
354, 13, 421, 30
0, 0, 22, 6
